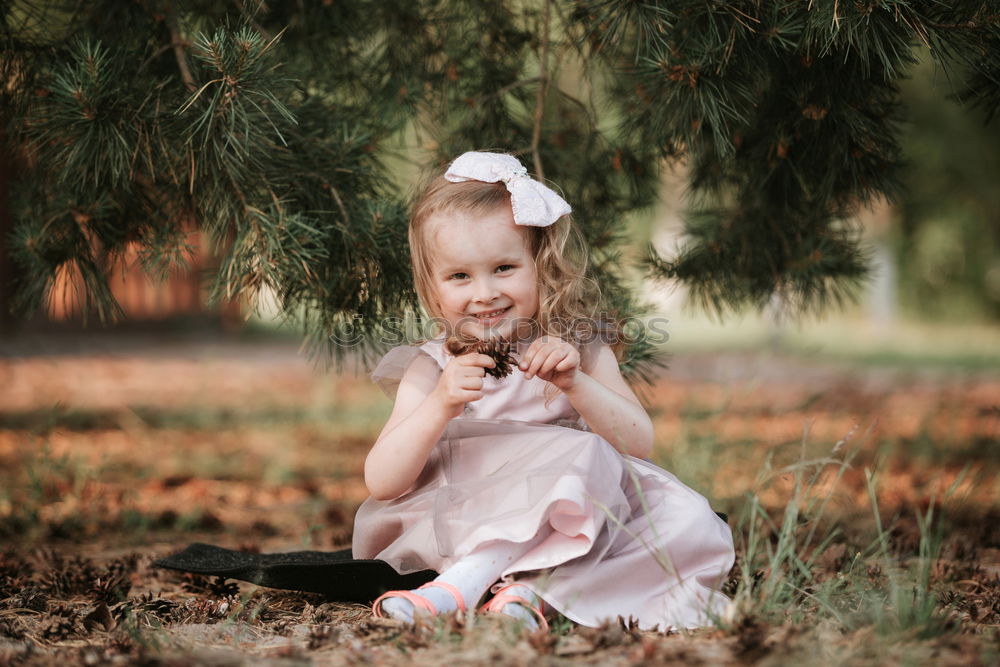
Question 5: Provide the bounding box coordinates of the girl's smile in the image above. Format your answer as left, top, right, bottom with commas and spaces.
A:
469, 306, 512, 325
428, 205, 538, 339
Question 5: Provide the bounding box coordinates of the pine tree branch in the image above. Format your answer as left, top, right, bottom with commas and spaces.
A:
16, 0, 993, 359
489, 76, 543, 101
531, 0, 551, 180
167, 16, 195, 91
327, 183, 349, 223
231, 0, 273, 41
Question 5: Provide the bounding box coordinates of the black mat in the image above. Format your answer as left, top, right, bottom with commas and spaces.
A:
153, 543, 436, 603
156, 511, 729, 603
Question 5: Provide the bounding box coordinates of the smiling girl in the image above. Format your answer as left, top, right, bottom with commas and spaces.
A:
351, 151, 734, 631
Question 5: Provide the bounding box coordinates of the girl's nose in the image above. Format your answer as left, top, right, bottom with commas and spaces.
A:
473, 277, 500, 303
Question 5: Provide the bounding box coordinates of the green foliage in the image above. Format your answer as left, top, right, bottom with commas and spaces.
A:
571, 0, 1000, 316
3, 0, 999, 367
4, 2, 417, 360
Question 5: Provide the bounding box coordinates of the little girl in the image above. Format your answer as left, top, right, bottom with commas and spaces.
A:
351, 151, 734, 631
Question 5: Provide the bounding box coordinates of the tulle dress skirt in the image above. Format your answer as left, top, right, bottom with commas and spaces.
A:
352, 417, 735, 630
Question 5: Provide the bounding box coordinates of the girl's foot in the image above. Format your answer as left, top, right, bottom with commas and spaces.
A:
373, 582, 466, 622
481, 583, 548, 631
375, 538, 548, 623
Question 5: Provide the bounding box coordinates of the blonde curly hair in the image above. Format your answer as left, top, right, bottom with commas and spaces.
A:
409, 174, 602, 346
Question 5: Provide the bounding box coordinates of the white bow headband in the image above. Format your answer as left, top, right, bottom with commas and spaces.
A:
444, 152, 571, 227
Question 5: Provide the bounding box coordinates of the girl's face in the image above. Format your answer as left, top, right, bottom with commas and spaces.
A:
427, 204, 539, 340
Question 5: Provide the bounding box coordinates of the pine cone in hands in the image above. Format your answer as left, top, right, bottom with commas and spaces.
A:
445, 335, 516, 379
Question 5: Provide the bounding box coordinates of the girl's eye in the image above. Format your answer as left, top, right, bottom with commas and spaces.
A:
495, 265, 514, 273
448, 272, 469, 280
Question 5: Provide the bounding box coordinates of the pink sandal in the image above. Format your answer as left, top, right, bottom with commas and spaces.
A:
480, 583, 549, 632
372, 581, 466, 619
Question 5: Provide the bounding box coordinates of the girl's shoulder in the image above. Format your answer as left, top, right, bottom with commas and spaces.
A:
370, 340, 445, 398
415, 338, 449, 366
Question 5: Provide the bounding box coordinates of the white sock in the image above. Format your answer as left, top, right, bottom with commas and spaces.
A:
488, 583, 545, 630
377, 538, 538, 622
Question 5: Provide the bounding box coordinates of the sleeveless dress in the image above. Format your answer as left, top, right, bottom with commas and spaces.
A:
352, 338, 735, 630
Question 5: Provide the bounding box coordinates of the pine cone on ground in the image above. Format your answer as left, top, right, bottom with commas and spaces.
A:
112, 593, 179, 625
208, 577, 240, 599
8, 585, 49, 612
91, 573, 131, 605
0, 551, 32, 597
37, 613, 81, 641
0, 617, 26, 639
138, 596, 180, 623
104, 554, 141, 578
40, 553, 101, 597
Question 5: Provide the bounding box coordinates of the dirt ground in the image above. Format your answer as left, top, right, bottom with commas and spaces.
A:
1, 331, 998, 665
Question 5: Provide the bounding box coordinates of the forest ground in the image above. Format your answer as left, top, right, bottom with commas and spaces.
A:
1, 328, 997, 665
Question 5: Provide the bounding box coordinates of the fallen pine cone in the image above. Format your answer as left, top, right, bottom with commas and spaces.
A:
37, 612, 81, 641
445, 335, 516, 379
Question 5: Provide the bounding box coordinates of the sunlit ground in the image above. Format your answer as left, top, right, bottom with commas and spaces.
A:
1, 312, 998, 664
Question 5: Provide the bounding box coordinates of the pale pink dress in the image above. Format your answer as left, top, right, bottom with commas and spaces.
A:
352, 338, 735, 630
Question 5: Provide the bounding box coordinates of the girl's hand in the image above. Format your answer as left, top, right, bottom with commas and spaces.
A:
519, 336, 580, 392
433, 352, 496, 418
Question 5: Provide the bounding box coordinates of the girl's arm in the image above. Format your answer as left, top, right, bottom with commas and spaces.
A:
520, 339, 654, 459
364, 351, 494, 500
564, 344, 654, 458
